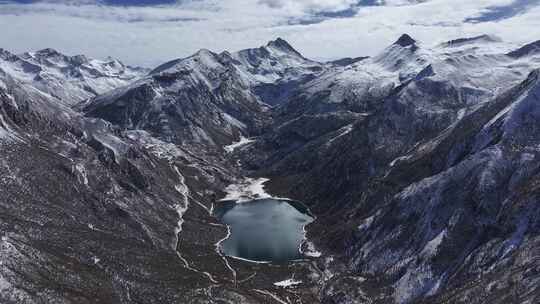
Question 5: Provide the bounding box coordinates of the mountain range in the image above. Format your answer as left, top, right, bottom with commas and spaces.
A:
0, 34, 539, 304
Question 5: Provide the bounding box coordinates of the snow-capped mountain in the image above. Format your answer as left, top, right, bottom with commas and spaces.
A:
82, 49, 269, 147
82, 38, 324, 147
0, 47, 147, 105
1, 35, 540, 304
278, 34, 537, 121
150, 38, 322, 89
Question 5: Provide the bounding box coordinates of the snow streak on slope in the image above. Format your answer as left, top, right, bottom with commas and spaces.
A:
274, 278, 302, 287
173, 165, 218, 284
224, 136, 255, 153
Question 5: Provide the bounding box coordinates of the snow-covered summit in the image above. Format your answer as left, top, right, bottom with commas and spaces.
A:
371, 33, 430, 76
394, 33, 417, 48
266, 37, 305, 58
227, 39, 322, 90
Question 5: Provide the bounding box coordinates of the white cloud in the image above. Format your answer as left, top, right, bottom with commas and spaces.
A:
0, 0, 538, 67
257, 0, 358, 13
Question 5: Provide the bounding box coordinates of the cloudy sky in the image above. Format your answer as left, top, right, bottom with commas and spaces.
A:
0, 0, 539, 67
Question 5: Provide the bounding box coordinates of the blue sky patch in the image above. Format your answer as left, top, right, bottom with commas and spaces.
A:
465, 0, 540, 23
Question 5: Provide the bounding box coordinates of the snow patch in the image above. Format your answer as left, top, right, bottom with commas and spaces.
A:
273, 278, 302, 287
223, 136, 255, 153
74, 163, 88, 185
125, 130, 188, 161
389, 154, 413, 168
302, 241, 322, 258
220, 177, 275, 202
421, 229, 446, 256
222, 113, 247, 130
327, 124, 353, 145
357, 215, 375, 231
172, 166, 189, 248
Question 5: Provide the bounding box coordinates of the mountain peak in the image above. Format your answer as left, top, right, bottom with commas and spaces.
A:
35, 48, 63, 57
191, 49, 223, 65
394, 34, 417, 47
190, 48, 221, 61
266, 37, 303, 57
150, 48, 221, 75
267, 37, 292, 49
194, 48, 214, 55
